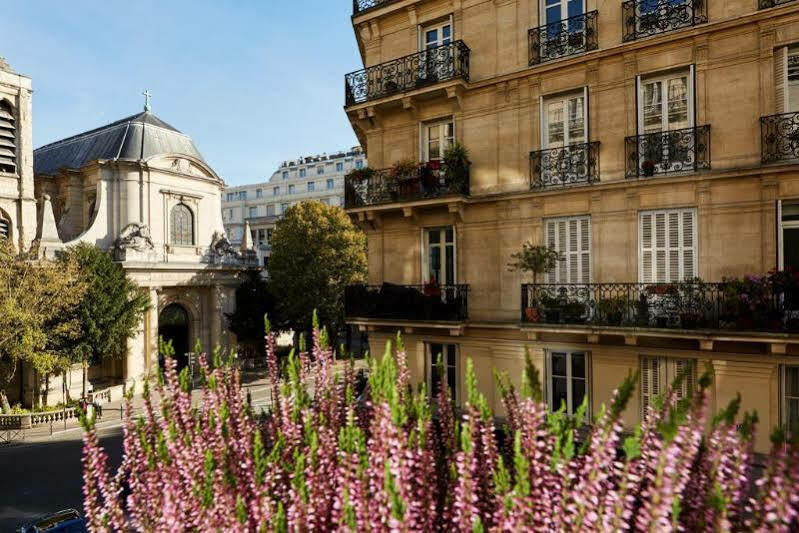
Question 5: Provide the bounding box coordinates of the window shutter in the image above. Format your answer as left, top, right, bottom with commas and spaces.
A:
569, 218, 578, 282
558, 220, 567, 281
682, 210, 695, 280
656, 212, 667, 283
788, 47, 799, 113
776, 47, 788, 114
547, 216, 591, 283
580, 217, 591, 283
640, 209, 697, 283
641, 356, 662, 418
668, 211, 680, 282
673, 359, 696, 400
641, 213, 654, 283
547, 220, 556, 283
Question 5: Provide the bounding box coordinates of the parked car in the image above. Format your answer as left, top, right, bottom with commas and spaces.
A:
17, 509, 88, 533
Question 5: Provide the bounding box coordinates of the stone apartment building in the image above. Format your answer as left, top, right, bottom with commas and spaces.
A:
343, 0, 799, 453
222, 147, 365, 268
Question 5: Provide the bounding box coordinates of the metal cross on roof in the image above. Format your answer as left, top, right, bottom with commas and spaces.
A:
142, 89, 152, 112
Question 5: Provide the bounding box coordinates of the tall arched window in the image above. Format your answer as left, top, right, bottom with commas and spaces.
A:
0, 101, 16, 173
0, 218, 9, 240
170, 203, 194, 246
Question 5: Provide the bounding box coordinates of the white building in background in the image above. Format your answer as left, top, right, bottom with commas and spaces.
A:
222, 147, 365, 268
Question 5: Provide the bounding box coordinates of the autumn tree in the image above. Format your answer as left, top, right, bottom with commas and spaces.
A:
268, 201, 367, 337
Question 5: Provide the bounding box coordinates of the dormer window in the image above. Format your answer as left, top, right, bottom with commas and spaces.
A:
0, 101, 16, 173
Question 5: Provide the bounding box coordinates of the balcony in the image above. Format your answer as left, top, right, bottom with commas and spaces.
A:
622, 0, 707, 42
345, 283, 469, 322
353, 0, 400, 15
624, 125, 710, 179
759, 0, 797, 8
521, 279, 799, 333
529, 11, 599, 65
345, 161, 469, 209
530, 142, 600, 190
345, 41, 470, 107
761, 112, 799, 164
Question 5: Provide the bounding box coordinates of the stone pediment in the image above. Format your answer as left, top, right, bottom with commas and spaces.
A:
150, 155, 216, 181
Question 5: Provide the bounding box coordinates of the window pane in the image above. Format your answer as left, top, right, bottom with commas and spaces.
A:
643, 81, 663, 133
667, 77, 689, 129
786, 367, 799, 397
552, 377, 568, 411
571, 352, 586, 379
784, 228, 799, 272
445, 227, 454, 242
447, 365, 457, 396
568, 97, 585, 144
551, 352, 567, 377
426, 29, 438, 45
572, 379, 587, 414
546, 4, 562, 24
430, 247, 441, 282
445, 245, 454, 284
446, 344, 457, 367
547, 101, 565, 147
428, 230, 441, 244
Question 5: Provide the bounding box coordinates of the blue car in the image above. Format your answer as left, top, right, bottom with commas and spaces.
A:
17, 509, 88, 533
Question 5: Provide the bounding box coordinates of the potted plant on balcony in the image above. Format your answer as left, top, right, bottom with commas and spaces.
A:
443, 143, 471, 193
389, 159, 419, 200
508, 243, 563, 323
596, 295, 627, 326
423, 277, 442, 298
641, 159, 656, 177
344, 167, 376, 207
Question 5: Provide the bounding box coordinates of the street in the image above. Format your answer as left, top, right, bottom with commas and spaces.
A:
0, 426, 123, 531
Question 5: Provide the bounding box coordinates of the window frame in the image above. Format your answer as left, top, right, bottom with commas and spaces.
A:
636, 67, 695, 135
544, 215, 591, 284
638, 208, 698, 283
545, 350, 591, 418
307, 182, 315, 192
424, 342, 458, 404
288, 184, 295, 195
421, 226, 457, 285
540, 88, 589, 149
327, 178, 335, 190
421, 117, 455, 162
169, 203, 195, 247
336, 162, 344, 172
640, 356, 697, 419
781, 365, 799, 432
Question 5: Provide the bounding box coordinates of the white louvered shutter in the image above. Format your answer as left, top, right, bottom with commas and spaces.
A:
641, 212, 654, 283
673, 359, 696, 401
640, 209, 696, 282
776, 47, 787, 114
641, 356, 662, 419
546, 216, 591, 283
682, 210, 695, 279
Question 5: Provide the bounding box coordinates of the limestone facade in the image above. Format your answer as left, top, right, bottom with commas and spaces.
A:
345, 0, 799, 452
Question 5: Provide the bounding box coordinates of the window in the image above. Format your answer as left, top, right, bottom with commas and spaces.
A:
256, 189, 263, 198
426, 343, 457, 401
336, 162, 344, 172
542, 0, 584, 29
423, 118, 454, 162
780, 202, 799, 271
257, 229, 266, 245
639, 208, 697, 283
0, 218, 9, 240
300, 168, 307, 177
307, 182, 315, 192
546, 351, 589, 417
249, 207, 257, 218
542, 91, 586, 148
545, 216, 591, 283
267, 204, 275, 216
288, 184, 295, 194
327, 178, 335, 189
170, 203, 194, 246
775, 46, 799, 113
282, 171, 289, 180
267, 228, 273, 244
782, 365, 799, 432
273, 186, 280, 196
240, 191, 248, 201
355, 160, 364, 170
226, 193, 234, 202
421, 21, 453, 81
281, 203, 289, 214
317, 166, 324, 175
424, 226, 456, 284
638, 70, 692, 135
0, 101, 16, 173
640, 356, 696, 417
422, 21, 452, 50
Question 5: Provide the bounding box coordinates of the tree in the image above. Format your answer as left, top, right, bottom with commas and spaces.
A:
225, 268, 276, 358
61, 243, 150, 396
268, 201, 367, 336
0, 239, 85, 411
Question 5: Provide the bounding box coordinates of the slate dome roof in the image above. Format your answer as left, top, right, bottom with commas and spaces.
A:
34, 111, 205, 177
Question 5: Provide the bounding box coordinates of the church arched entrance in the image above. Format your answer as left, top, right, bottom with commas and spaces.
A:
158, 303, 190, 371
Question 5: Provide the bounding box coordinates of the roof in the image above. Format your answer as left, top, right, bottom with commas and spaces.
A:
34, 111, 205, 177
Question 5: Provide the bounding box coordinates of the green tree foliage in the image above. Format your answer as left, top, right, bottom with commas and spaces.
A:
225, 268, 276, 358
268, 201, 367, 335
0, 239, 86, 411
61, 243, 150, 394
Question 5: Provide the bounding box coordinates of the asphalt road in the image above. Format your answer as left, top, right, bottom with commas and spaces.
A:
0, 427, 123, 531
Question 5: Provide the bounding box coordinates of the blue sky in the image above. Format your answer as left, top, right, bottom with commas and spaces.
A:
0, 1, 361, 185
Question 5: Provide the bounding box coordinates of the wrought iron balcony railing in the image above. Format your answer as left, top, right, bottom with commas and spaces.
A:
345, 41, 470, 106
345, 161, 469, 209
529, 11, 599, 65
353, 0, 400, 15
624, 125, 710, 179
530, 142, 600, 190
622, 0, 707, 42
346, 283, 469, 321
759, 0, 797, 8
761, 112, 799, 164
521, 281, 799, 332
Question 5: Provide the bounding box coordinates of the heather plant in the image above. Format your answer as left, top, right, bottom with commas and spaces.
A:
83, 315, 799, 531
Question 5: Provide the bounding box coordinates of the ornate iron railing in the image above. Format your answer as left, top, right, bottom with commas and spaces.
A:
622, 0, 707, 41
529, 11, 599, 65
521, 281, 799, 332
761, 112, 799, 164
345, 161, 469, 209
530, 142, 600, 190
759, 0, 797, 8
345, 41, 470, 106
353, 0, 401, 15
624, 125, 710, 179
346, 284, 469, 321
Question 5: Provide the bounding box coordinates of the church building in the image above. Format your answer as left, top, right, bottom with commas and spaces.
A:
1, 57, 254, 405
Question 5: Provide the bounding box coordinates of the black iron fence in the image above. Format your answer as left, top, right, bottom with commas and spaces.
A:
625, 125, 711, 179
353, 0, 399, 15
530, 142, 600, 190
529, 11, 599, 65
346, 284, 469, 321
622, 0, 707, 41
345, 41, 470, 106
521, 281, 799, 332
760, 112, 799, 164
344, 161, 469, 209
759, 0, 797, 8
